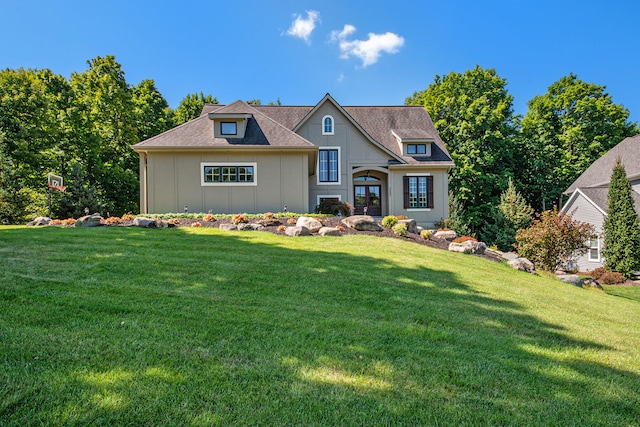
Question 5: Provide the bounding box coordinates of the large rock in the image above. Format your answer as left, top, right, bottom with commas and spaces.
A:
75, 213, 103, 227
258, 218, 282, 227
238, 223, 264, 231
557, 274, 583, 286
296, 216, 323, 233
434, 230, 457, 241
27, 216, 51, 226
508, 257, 536, 274
501, 252, 519, 261
448, 240, 487, 254
285, 226, 311, 237
318, 226, 342, 236
341, 215, 382, 232
218, 223, 237, 231
134, 217, 156, 228
398, 219, 417, 234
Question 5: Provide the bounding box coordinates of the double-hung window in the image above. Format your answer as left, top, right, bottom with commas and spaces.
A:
201, 163, 257, 186
588, 238, 600, 261
318, 148, 340, 184
403, 175, 433, 209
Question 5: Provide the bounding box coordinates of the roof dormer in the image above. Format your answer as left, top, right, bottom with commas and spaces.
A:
208, 112, 253, 139
391, 129, 434, 157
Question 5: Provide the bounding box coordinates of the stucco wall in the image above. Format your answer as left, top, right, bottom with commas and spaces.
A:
143, 150, 309, 214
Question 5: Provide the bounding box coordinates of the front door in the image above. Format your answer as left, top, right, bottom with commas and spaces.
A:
354, 185, 381, 216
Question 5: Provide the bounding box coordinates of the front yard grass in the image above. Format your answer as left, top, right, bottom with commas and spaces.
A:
1, 225, 639, 426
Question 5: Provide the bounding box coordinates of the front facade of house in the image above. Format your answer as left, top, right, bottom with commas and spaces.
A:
561, 134, 640, 271
132, 94, 454, 227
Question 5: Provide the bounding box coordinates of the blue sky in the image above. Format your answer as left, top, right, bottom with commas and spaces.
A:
2, 0, 639, 122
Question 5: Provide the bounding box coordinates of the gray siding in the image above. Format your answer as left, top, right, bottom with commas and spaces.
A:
563, 193, 605, 271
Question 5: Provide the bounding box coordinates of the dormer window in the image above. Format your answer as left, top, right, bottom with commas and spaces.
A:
220, 122, 237, 135
322, 115, 334, 135
407, 144, 427, 155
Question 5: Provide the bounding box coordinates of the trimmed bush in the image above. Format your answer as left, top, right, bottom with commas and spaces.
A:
392, 223, 408, 237
105, 216, 122, 225
203, 213, 216, 222
382, 215, 398, 228
420, 229, 432, 240
453, 235, 478, 243
599, 271, 626, 285
232, 214, 248, 225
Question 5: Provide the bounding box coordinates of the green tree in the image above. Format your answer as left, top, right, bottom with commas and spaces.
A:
492, 178, 534, 251
54, 163, 104, 219
70, 55, 139, 214
406, 65, 518, 237
515, 208, 594, 272
0, 142, 31, 224
519, 73, 638, 211
602, 158, 640, 278
173, 92, 217, 125
132, 79, 173, 141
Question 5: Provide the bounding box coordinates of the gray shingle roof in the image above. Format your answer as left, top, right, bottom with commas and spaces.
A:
565, 134, 640, 194
133, 97, 454, 167
576, 185, 640, 216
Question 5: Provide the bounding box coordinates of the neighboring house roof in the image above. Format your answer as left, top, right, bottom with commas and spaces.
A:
563, 186, 640, 217
565, 134, 640, 194
132, 94, 454, 168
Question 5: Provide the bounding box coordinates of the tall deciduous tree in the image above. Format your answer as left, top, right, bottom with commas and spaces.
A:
173, 92, 217, 125
406, 65, 518, 237
133, 79, 173, 141
70, 55, 139, 215
519, 74, 638, 211
602, 158, 640, 278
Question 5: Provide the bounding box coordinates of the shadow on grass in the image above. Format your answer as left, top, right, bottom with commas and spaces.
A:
1, 226, 639, 425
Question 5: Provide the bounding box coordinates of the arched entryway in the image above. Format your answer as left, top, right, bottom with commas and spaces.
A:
353, 172, 382, 216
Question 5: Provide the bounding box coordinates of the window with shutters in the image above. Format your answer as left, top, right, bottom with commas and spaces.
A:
403, 175, 433, 209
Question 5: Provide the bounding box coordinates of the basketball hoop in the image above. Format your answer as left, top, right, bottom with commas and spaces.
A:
49, 185, 67, 192
47, 173, 65, 192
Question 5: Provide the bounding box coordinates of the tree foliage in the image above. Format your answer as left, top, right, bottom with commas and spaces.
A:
518, 73, 638, 211
173, 92, 217, 125
406, 65, 518, 237
602, 158, 640, 278
515, 208, 594, 272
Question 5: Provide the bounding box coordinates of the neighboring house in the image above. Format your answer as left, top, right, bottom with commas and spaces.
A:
561, 134, 640, 271
131, 94, 454, 227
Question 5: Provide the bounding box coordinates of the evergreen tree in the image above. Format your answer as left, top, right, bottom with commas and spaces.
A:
54, 164, 104, 218
491, 179, 534, 251
0, 143, 31, 224
602, 158, 640, 278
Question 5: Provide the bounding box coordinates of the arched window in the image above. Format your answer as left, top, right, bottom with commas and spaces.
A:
322, 115, 334, 135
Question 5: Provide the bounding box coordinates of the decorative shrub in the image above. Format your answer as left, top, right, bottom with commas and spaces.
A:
453, 235, 478, 243
437, 228, 451, 232
434, 218, 450, 230
121, 214, 135, 221
392, 223, 408, 237
264, 212, 275, 219
203, 213, 216, 222
232, 214, 248, 225
277, 225, 286, 232
315, 199, 353, 217
589, 267, 607, 280
49, 219, 63, 225
62, 218, 76, 225
396, 215, 409, 220
598, 271, 626, 285
105, 216, 122, 225
191, 221, 202, 228
382, 215, 398, 228
287, 218, 297, 225
336, 225, 345, 232
420, 229, 432, 240
168, 218, 180, 225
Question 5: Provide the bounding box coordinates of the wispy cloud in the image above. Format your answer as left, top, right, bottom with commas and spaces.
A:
286, 10, 320, 43
330, 24, 405, 67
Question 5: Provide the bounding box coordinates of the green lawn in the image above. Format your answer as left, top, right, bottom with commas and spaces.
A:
1, 226, 639, 426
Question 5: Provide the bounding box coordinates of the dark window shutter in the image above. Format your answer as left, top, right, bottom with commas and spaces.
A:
427, 176, 434, 209
403, 176, 410, 209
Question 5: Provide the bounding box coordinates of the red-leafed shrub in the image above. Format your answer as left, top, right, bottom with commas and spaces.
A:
599, 271, 626, 284
232, 214, 248, 225
168, 218, 180, 225
203, 213, 216, 222
277, 225, 286, 232
453, 235, 477, 243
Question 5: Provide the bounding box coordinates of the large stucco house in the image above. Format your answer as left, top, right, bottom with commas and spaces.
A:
131, 94, 454, 227
561, 134, 640, 271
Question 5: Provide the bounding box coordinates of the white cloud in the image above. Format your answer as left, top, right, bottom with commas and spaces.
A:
286, 10, 320, 43
330, 24, 405, 67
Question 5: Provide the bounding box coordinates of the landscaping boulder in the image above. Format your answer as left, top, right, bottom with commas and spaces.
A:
238, 223, 263, 231
285, 226, 311, 237
398, 219, 417, 234
318, 226, 342, 236
219, 223, 237, 231
582, 278, 603, 290
296, 216, 322, 233
75, 213, 103, 227
27, 216, 51, 226
448, 240, 487, 254
258, 218, 282, 227
557, 274, 583, 287
501, 252, 519, 261
155, 219, 169, 229
508, 257, 536, 274
134, 217, 156, 228
434, 229, 457, 241
341, 215, 382, 232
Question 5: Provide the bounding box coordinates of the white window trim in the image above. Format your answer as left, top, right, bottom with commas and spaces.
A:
201, 162, 257, 186
588, 237, 601, 262
322, 115, 334, 135
317, 195, 342, 206
317, 146, 341, 185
